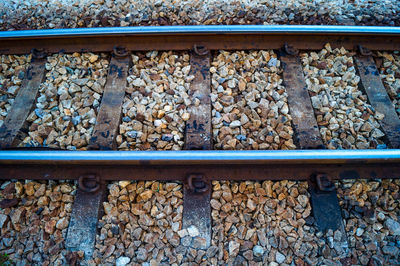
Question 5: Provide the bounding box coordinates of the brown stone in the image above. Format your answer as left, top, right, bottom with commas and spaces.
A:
0, 198, 19, 209
138, 190, 153, 202
45, 219, 57, 234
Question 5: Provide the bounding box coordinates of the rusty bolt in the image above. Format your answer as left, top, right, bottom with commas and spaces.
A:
187, 174, 209, 193
78, 174, 101, 193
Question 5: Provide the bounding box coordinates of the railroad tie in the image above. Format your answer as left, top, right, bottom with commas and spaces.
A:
280, 45, 349, 257
0, 49, 46, 148
65, 47, 129, 259
280, 45, 324, 149
355, 53, 400, 148
88, 46, 130, 150
65, 180, 107, 259
182, 45, 212, 250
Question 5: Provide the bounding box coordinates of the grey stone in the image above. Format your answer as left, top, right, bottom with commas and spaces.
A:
32, 253, 43, 263
384, 219, 400, 236
253, 245, 264, 257
382, 246, 399, 257
268, 57, 278, 67
72, 115, 81, 126
257, 229, 268, 247
0, 214, 8, 228
126, 131, 138, 139
275, 251, 285, 264
229, 241, 240, 256
181, 236, 192, 247
136, 247, 148, 261
116, 256, 130, 266
206, 246, 218, 258
233, 255, 246, 266
187, 225, 200, 237
2, 238, 13, 247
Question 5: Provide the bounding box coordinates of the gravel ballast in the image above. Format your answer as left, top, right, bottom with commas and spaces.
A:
337, 179, 400, 265
0, 3, 399, 264
211, 50, 296, 150
301, 44, 387, 149
117, 52, 192, 151
0, 55, 31, 128
18, 52, 109, 150
0, 180, 76, 265
93, 181, 183, 265
2, 179, 399, 264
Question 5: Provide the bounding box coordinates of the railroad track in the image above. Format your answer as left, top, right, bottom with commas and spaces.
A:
0, 25, 400, 263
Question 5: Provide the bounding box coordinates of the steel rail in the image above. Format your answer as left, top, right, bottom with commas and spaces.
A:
1, 25, 400, 54
1, 25, 400, 38
1, 150, 399, 181
1, 150, 400, 165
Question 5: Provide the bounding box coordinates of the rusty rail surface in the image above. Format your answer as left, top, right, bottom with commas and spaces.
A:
1, 25, 400, 54
0, 150, 399, 181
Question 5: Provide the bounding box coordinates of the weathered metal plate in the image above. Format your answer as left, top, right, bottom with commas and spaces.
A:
89, 55, 129, 149
355, 56, 400, 148
65, 186, 106, 259
309, 183, 349, 257
184, 50, 212, 150
309, 184, 343, 231
281, 54, 324, 149
0, 58, 46, 148
182, 179, 212, 249
182, 50, 212, 250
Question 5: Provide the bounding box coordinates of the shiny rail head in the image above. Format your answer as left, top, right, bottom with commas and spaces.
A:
0, 149, 400, 165
1, 25, 400, 39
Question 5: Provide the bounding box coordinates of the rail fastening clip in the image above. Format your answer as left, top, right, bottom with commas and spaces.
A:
78, 174, 101, 193
113, 46, 129, 58
283, 43, 299, 56
31, 48, 47, 60
315, 173, 335, 193
357, 45, 372, 56
193, 44, 209, 56
187, 174, 209, 194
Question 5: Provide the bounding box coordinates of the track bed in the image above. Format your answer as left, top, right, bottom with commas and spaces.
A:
0, 25, 399, 265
